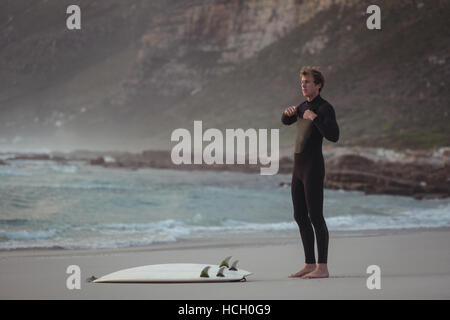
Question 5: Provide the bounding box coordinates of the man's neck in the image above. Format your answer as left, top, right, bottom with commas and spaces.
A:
306, 93, 319, 102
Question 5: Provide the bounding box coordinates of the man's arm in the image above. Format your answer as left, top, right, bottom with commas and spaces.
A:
281, 106, 298, 125
312, 104, 339, 142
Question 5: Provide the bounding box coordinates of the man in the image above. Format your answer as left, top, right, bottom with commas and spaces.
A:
281, 67, 339, 279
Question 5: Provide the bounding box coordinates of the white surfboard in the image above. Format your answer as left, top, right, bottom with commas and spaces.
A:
91, 257, 252, 283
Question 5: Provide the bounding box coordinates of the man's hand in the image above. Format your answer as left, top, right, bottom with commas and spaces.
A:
303, 109, 317, 121
283, 106, 297, 117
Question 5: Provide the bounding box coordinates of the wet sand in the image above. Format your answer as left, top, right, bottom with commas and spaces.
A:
0, 228, 449, 299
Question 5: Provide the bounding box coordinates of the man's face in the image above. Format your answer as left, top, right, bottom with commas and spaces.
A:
301, 74, 321, 99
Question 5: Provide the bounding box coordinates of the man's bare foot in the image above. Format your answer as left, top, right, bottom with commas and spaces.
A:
301, 263, 329, 279
289, 264, 316, 278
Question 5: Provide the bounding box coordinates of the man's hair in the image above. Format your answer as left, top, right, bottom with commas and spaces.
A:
300, 67, 325, 92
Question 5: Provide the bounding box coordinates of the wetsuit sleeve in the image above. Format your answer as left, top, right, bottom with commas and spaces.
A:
281, 106, 299, 125
312, 104, 339, 142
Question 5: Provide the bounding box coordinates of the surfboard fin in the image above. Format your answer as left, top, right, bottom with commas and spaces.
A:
216, 266, 226, 277
229, 260, 239, 271
219, 256, 232, 268
200, 266, 211, 278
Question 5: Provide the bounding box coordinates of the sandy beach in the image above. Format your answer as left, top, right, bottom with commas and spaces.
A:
0, 228, 449, 300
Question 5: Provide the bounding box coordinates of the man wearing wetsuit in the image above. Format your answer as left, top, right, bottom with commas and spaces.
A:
282, 67, 339, 279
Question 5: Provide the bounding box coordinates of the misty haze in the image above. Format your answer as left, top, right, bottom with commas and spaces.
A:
1, 0, 448, 153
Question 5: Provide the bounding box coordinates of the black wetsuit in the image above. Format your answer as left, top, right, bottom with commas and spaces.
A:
281, 95, 339, 264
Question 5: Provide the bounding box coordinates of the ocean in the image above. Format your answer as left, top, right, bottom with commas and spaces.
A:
0, 157, 449, 250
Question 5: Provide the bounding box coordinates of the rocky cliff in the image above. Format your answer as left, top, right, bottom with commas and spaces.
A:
0, 0, 448, 152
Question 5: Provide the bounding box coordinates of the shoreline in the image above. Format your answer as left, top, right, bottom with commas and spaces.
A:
1, 226, 449, 257
1, 146, 449, 199
0, 227, 449, 299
